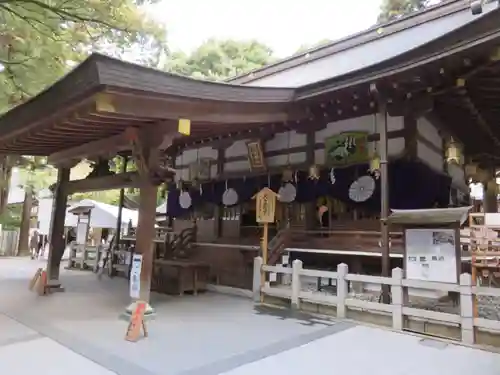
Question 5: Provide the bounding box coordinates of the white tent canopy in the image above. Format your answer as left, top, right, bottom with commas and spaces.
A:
37, 198, 139, 235
156, 201, 167, 214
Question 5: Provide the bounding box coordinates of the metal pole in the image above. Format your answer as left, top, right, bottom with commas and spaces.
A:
379, 102, 391, 303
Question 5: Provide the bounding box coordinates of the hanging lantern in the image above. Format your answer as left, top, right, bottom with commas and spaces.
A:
308, 165, 320, 180
445, 138, 463, 165
368, 154, 381, 179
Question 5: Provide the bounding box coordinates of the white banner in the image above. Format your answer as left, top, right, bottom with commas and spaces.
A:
129, 254, 143, 299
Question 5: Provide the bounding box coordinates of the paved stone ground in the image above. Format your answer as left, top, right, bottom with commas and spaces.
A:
1, 257, 500, 375
0, 258, 350, 375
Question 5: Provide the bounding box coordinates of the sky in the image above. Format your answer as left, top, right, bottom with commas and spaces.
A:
147, 0, 382, 58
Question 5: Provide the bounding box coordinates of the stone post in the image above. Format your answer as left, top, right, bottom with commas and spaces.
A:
253, 256, 263, 303
460, 272, 475, 344
391, 267, 403, 330
291, 259, 303, 310
336, 263, 348, 318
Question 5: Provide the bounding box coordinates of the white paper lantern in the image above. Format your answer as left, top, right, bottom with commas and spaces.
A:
349, 175, 376, 202
278, 183, 297, 203
179, 191, 192, 209
222, 188, 238, 206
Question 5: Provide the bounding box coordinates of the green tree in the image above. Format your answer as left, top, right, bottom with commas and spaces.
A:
164, 39, 275, 81
0, 0, 168, 111
377, 0, 440, 23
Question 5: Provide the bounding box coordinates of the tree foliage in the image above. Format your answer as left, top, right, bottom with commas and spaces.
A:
0, 0, 168, 111
377, 0, 440, 23
163, 38, 275, 81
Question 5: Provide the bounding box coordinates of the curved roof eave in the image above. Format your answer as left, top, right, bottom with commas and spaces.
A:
296, 5, 500, 99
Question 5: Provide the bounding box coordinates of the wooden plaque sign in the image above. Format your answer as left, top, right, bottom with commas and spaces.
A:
125, 301, 148, 342
246, 140, 266, 171
29, 268, 43, 291
253, 187, 278, 223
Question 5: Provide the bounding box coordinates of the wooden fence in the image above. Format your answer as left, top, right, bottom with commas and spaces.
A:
0, 230, 19, 256
253, 257, 500, 345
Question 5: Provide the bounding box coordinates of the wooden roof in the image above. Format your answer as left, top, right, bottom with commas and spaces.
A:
1, 6, 500, 163
0, 55, 296, 156
226, 0, 481, 86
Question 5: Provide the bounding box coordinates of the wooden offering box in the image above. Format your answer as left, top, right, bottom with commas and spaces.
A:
152, 259, 209, 295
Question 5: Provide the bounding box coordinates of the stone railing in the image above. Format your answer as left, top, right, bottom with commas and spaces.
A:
253, 257, 500, 346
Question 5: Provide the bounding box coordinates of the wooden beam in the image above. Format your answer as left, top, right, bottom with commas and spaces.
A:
48, 130, 133, 166
91, 93, 292, 124
65, 171, 141, 194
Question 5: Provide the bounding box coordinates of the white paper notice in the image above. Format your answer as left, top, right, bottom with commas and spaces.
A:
129, 254, 143, 299
405, 228, 457, 283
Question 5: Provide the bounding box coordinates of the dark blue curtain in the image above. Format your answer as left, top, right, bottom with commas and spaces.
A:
165, 160, 451, 217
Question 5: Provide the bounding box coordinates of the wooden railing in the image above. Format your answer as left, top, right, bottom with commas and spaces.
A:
286, 229, 404, 252
255, 257, 500, 346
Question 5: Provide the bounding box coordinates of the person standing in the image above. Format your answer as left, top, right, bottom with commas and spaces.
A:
29, 230, 39, 260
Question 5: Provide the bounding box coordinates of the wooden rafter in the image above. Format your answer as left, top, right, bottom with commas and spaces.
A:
65, 172, 141, 194
47, 130, 133, 166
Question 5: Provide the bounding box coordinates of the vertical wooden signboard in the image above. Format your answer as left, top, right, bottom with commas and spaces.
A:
253, 188, 279, 302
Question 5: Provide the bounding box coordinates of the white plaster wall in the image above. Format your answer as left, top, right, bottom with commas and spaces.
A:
175, 146, 218, 181
416, 116, 445, 172
417, 141, 443, 172
417, 117, 442, 149
175, 115, 409, 176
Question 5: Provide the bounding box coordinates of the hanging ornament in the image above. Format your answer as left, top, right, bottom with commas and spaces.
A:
278, 182, 297, 203
179, 188, 192, 209
349, 175, 376, 202
308, 165, 320, 180
329, 167, 336, 185
369, 154, 381, 179
445, 137, 463, 165
222, 180, 238, 206
368, 113, 381, 180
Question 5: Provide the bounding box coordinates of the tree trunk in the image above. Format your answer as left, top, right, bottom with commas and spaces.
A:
0, 157, 12, 215
17, 186, 33, 256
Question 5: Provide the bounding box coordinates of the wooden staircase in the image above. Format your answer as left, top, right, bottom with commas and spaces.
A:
267, 228, 290, 265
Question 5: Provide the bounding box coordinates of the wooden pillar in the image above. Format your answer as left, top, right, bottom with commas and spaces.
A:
115, 156, 128, 244
135, 179, 158, 303
125, 130, 164, 314
214, 147, 224, 237
46, 167, 70, 288
305, 130, 316, 230
483, 170, 498, 213
379, 105, 391, 303
17, 185, 33, 257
